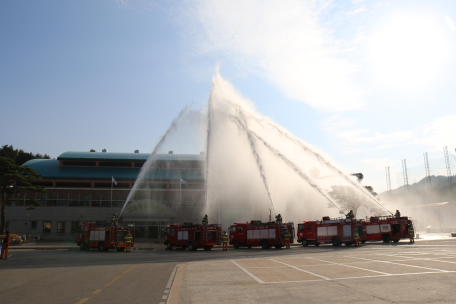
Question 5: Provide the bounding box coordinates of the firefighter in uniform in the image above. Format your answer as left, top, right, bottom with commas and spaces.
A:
124, 231, 132, 252
275, 214, 283, 225
0, 231, 11, 259
222, 231, 229, 251
394, 210, 401, 218
111, 213, 119, 226
346, 210, 354, 220
202, 215, 209, 226
408, 224, 414, 243
354, 228, 360, 247
283, 229, 291, 249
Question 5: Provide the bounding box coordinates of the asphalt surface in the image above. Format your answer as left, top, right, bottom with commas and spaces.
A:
1, 238, 456, 304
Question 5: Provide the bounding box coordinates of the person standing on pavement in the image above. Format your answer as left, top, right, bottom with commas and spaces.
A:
283, 229, 291, 249
354, 229, 360, 247
1, 231, 11, 259
408, 224, 414, 243
124, 231, 132, 252
222, 231, 229, 251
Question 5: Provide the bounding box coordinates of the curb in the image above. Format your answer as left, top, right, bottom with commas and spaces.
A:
167, 263, 187, 304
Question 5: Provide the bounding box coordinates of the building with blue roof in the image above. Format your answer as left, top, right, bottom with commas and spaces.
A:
6, 150, 206, 240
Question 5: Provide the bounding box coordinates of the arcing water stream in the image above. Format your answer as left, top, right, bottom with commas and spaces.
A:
120, 71, 392, 223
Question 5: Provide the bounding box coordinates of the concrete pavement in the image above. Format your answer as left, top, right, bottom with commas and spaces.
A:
1, 235, 456, 304
169, 238, 456, 304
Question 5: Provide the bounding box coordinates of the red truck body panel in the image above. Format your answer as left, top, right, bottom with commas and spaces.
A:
229, 220, 295, 249
297, 217, 365, 246
164, 223, 221, 250
77, 222, 134, 251
363, 216, 414, 243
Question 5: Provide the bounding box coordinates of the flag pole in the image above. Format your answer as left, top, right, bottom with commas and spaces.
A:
180, 177, 182, 206
111, 176, 113, 207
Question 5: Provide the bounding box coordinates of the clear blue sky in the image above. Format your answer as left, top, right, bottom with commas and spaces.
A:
2, 0, 456, 193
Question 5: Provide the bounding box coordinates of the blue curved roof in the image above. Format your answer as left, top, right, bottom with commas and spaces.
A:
23, 159, 204, 181
57, 151, 204, 162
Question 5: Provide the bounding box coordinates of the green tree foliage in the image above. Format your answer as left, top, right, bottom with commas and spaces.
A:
0, 145, 50, 166
328, 185, 380, 217
0, 157, 46, 233
90, 149, 96, 152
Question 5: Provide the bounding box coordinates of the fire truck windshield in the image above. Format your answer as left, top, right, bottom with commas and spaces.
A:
116, 230, 129, 241
230, 226, 236, 233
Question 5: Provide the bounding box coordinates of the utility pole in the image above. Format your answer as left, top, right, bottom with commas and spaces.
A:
385, 167, 391, 193
423, 152, 431, 188
402, 159, 409, 192
444, 146, 452, 187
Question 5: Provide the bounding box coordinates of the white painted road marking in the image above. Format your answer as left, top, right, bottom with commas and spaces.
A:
231, 260, 265, 284
305, 257, 390, 276
270, 259, 330, 280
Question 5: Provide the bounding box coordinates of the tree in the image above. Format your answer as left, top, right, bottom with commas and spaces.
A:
0, 157, 46, 233
0, 145, 50, 166
90, 149, 96, 152
364, 186, 378, 197
328, 185, 379, 217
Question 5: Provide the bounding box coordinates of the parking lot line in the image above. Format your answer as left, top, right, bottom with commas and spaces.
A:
270, 259, 330, 280
345, 255, 451, 273
231, 260, 265, 283
306, 257, 390, 275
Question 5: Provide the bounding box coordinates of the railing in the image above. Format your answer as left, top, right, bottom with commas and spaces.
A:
6, 199, 205, 208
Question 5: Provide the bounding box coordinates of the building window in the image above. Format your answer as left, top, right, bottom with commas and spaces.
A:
43, 221, 51, 233
31, 221, 37, 229
134, 162, 144, 167
32, 182, 53, 187
62, 161, 96, 166
57, 222, 65, 233
94, 182, 130, 188
99, 162, 132, 167
71, 222, 80, 233
56, 182, 92, 188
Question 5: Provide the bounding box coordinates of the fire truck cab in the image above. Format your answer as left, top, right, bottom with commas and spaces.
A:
77, 222, 134, 252
297, 216, 365, 246
363, 216, 413, 243
164, 223, 221, 251
229, 220, 295, 249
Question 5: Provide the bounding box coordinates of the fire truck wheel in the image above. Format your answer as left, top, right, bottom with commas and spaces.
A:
361, 240, 366, 244
302, 239, 309, 247
382, 234, 391, 243
315, 242, 320, 246
233, 241, 239, 249
116, 248, 125, 252
247, 245, 252, 249
203, 246, 212, 251
332, 237, 341, 247
166, 243, 173, 250
261, 240, 270, 249
79, 244, 85, 251
393, 239, 399, 243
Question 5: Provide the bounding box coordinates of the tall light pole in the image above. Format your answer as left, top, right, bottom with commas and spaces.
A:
269, 208, 272, 222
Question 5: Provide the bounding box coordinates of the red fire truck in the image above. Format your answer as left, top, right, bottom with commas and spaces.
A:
77, 222, 134, 251
363, 215, 414, 243
229, 220, 295, 249
297, 216, 365, 246
164, 223, 221, 251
